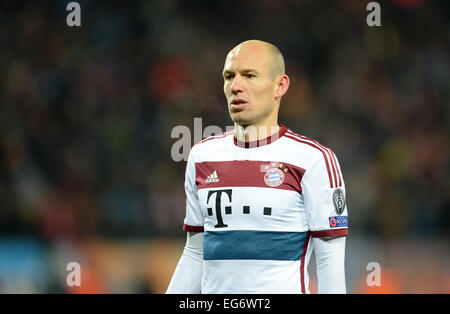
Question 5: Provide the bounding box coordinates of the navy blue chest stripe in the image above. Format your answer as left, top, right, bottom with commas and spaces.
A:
203, 230, 307, 261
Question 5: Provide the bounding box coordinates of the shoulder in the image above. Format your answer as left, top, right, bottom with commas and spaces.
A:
198, 130, 234, 145
283, 127, 336, 162
189, 130, 234, 160
284, 128, 343, 188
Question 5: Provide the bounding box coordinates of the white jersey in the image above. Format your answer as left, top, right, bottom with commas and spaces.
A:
182, 125, 348, 294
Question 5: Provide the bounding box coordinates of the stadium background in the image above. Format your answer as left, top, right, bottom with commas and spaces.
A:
0, 0, 448, 293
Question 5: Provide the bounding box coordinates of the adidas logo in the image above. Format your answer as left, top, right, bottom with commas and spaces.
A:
205, 170, 219, 183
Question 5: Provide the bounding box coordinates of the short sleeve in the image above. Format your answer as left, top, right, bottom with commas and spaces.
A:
301, 151, 348, 238
183, 149, 205, 232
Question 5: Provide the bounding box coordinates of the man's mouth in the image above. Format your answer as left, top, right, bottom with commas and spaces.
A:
230, 99, 247, 110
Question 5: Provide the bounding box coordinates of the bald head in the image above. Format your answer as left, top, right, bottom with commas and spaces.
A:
226, 40, 285, 80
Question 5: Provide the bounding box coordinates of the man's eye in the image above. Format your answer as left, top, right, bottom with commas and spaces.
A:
246, 74, 255, 78
225, 75, 234, 80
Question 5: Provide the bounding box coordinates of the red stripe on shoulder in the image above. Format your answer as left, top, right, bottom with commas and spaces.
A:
311, 228, 348, 238
331, 151, 342, 187
199, 131, 233, 144
183, 224, 204, 232
326, 147, 339, 187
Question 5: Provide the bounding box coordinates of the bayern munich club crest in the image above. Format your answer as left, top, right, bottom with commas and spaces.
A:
264, 167, 285, 187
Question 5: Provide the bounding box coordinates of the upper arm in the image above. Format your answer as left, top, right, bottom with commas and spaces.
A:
183, 149, 205, 232
301, 151, 348, 238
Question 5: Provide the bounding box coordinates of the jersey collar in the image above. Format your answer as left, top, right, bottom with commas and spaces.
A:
233, 124, 288, 148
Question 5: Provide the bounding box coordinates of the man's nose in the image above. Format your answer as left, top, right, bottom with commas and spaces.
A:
231, 75, 243, 94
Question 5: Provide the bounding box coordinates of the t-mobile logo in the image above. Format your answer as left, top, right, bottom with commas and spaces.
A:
207, 189, 232, 228
206, 189, 273, 228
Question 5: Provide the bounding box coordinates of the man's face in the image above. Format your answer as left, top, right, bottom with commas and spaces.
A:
223, 44, 278, 127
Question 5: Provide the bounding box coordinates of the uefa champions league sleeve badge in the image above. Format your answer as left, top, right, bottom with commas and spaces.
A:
332, 188, 346, 215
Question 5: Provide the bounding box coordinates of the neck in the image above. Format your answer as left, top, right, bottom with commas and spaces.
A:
234, 123, 281, 143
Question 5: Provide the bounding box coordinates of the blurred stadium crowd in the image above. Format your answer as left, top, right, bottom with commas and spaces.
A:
0, 0, 448, 293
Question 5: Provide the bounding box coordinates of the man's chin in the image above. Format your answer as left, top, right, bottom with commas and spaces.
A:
230, 114, 253, 127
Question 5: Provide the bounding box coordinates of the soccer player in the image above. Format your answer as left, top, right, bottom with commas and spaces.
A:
166, 40, 348, 294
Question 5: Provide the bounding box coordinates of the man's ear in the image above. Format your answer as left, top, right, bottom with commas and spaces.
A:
275, 74, 290, 99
